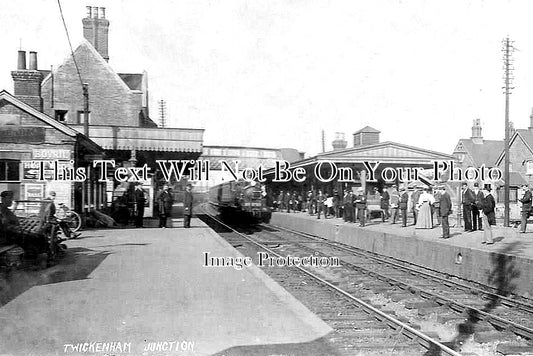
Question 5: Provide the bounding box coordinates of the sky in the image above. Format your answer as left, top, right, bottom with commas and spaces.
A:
1, 0, 533, 157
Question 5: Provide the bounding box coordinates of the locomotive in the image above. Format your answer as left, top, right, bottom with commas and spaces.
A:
208, 179, 271, 223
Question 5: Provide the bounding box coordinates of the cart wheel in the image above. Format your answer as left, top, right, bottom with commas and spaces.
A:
46, 224, 60, 265
66, 211, 82, 232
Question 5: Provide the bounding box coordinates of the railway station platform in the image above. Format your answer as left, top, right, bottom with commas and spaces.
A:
0, 218, 333, 356
270, 212, 533, 298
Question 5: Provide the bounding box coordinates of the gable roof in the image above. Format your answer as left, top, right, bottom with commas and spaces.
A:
454, 138, 503, 167
41, 40, 133, 94
353, 126, 380, 134
0, 90, 78, 137
0, 90, 103, 153
495, 129, 533, 166
287, 141, 456, 169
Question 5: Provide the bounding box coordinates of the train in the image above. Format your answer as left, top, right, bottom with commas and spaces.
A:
208, 179, 271, 223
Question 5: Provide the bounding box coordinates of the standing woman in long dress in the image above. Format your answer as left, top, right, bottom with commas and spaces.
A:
415, 187, 435, 229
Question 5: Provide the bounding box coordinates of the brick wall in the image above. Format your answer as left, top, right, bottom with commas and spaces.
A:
41, 42, 143, 127
0, 101, 76, 149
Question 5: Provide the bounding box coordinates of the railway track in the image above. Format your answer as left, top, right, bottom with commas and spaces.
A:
249, 223, 533, 354
200, 208, 465, 356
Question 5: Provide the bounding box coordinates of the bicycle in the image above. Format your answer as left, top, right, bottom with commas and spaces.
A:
57, 203, 82, 232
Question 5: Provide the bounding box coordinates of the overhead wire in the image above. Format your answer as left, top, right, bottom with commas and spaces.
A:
56, 0, 84, 89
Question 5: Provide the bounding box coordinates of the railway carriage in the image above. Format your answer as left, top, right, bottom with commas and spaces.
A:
208, 179, 271, 223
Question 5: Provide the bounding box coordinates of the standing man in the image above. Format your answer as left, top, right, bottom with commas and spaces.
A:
355, 187, 367, 227
183, 184, 193, 228
157, 185, 174, 228
343, 189, 352, 223
411, 187, 422, 226
461, 183, 475, 232
399, 187, 409, 227
519, 184, 532, 234
439, 186, 453, 239
316, 190, 325, 219
380, 187, 390, 222
484, 186, 496, 226
472, 183, 484, 231
134, 183, 146, 228
389, 185, 400, 224
480, 187, 494, 244
433, 186, 442, 226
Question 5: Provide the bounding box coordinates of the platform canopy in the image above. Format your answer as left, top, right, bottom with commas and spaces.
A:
69, 124, 204, 153
287, 141, 456, 169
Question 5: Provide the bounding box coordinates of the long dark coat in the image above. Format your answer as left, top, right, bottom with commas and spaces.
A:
183, 191, 193, 216
440, 192, 453, 216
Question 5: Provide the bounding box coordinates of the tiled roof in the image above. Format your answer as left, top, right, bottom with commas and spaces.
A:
353, 126, 380, 134
455, 139, 503, 166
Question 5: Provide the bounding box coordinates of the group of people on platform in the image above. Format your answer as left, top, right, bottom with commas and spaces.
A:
272, 182, 498, 243
461, 182, 496, 244
133, 183, 193, 229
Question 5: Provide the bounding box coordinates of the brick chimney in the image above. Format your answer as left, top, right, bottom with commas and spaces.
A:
471, 118, 483, 144
82, 6, 109, 61
332, 132, 347, 150
11, 50, 43, 111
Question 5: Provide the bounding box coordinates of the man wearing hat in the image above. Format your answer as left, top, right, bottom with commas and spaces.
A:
472, 182, 484, 231
461, 183, 475, 232
398, 186, 409, 227
439, 186, 453, 239
183, 183, 193, 228
354, 187, 367, 227
156, 185, 174, 228
519, 184, 532, 233
389, 184, 400, 224
134, 183, 146, 228
46, 191, 81, 239
411, 186, 423, 226
0, 190, 21, 244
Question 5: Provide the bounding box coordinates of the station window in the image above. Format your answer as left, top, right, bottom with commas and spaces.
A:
55, 110, 68, 122
77, 111, 91, 125
0, 160, 20, 181
527, 161, 533, 175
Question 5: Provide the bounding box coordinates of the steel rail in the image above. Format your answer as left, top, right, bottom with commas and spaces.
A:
269, 223, 533, 314
264, 223, 533, 340
201, 209, 463, 356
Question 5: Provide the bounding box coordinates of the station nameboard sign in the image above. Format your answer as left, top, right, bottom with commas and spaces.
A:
0, 126, 45, 143
32, 149, 71, 160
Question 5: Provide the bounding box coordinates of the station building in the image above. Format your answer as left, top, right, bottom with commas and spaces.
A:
265, 127, 457, 198
0, 90, 104, 210
0, 6, 204, 218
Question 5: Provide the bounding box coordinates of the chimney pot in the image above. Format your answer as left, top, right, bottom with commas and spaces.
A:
92, 7, 99, 18
100, 7, 106, 19
29, 51, 38, 70
86, 6, 92, 18
17, 50, 26, 70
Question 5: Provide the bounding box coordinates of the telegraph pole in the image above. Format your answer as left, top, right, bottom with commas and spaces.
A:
83, 83, 90, 137
502, 37, 515, 227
